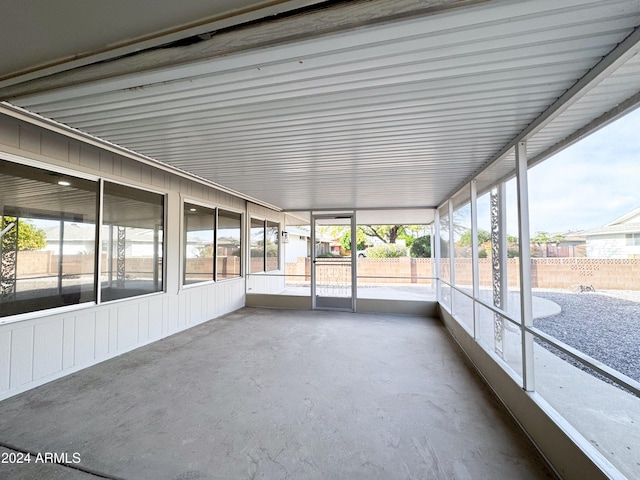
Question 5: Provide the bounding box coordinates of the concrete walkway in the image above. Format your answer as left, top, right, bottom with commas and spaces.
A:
0, 308, 555, 480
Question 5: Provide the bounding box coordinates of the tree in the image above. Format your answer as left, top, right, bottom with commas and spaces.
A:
410, 235, 431, 258
457, 229, 491, 247
1, 217, 47, 251
340, 229, 366, 251
360, 224, 423, 244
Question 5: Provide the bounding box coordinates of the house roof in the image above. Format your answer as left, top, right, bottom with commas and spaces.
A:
1, 1, 640, 223
605, 206, 640, 227
565, 207, 640, 238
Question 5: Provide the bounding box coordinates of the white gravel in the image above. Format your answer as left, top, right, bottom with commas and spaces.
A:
533, 290, 640, 386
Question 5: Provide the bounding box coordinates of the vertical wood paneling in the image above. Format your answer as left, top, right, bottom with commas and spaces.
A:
151, 169, 166, 188
138, 301, 150, 343
149, 298, 164, 339
140, 164, 152, 184
168, 296, 179, 332
121, 157, 141, 181
0, 114, 19, 147
108, 309, 118, 353
99, 151, 114, 173
95, 310, 110, 357
74, 313, 96, 365
62, 317, 75, 369
0, 331, 12, 392
68, 142, 80, 164
41, 131, 69, 160
18, 124, 41, 154
112, 156, 122, 176
79, 144, 100, 170
117, 304, 139, 351
0, 113, 252, 399
176, 294, 185, 328
32, 319, 64, 379
10, 326, 34, 388
190, 288, 202, 324
162, 297, 170, 333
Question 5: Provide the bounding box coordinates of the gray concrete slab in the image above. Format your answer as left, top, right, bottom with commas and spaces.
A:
0, 308, 556, 480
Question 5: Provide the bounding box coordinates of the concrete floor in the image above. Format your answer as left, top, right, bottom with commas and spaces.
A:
0, 308, 556, 480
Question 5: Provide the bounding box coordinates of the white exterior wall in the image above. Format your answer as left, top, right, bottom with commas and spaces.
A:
586, 235, 627, 258
0, 112, 251, 400
285, 235, 308, 263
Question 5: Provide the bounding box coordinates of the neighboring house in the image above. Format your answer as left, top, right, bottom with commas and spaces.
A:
566, 207, 640, 258
44, 224, 159, 257
43, 223, 96, 255
283, 227, 332, 263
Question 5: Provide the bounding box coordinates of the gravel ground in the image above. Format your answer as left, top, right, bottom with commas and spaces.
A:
533, 290, 640, 386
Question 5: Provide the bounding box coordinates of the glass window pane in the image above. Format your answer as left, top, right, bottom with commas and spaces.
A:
453, 202, 472, 288
184, 203, 214, 285
439, 206, 451, 309
0, 160, 98, 317
101, 182, 164, 301
526, 109, 640, 476
266, 221, 279, 272
250, 218, 265, 273
217, 210, 241, 279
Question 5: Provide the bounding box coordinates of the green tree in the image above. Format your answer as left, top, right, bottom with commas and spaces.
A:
340, 229, 366, 251
360, 224, 423, 244
410, 235, 431, 258
1, 217, 47, 251
457, 229, 491, 247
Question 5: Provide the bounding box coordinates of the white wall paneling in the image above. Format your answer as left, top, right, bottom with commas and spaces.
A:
0, 112, 251, 400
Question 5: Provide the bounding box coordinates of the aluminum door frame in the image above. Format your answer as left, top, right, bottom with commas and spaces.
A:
311, 213, 356, 312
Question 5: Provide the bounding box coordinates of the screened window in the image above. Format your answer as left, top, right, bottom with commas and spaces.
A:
266, 221, 280, 271
250, 218, 265, 273
217, 210, 242, 279
0, 159, 98, 317
101, 182, 164, 301
626, 233, 640, 246
184, 203, 215, 284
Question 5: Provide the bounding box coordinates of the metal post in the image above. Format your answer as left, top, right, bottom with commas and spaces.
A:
95, 179, 104, 304
470, 181, 480, 340
57, 219, 64, 295
448, 200, 455, 314
516, 141, 535, 391
351, 213, 357, 312
434, 209, 441, 302
310, 212, 316, 309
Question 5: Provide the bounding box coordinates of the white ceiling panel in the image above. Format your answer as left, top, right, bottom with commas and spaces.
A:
2, 0, 640, 215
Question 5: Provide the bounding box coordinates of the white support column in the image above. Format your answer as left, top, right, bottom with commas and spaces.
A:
434, 209, 441, 302
448, 200, 455, 313
516, 141, 535, 391
470, 181, 480, 340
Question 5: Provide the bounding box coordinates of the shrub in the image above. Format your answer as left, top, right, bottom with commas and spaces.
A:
410, 235, 431, 258
365, 244, 408, 258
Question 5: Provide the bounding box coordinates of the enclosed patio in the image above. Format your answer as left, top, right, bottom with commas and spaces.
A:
0, 308, 554, 480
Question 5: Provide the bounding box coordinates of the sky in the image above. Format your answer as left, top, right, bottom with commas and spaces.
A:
476, 106, 640, 236
527, 106, 640, 234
